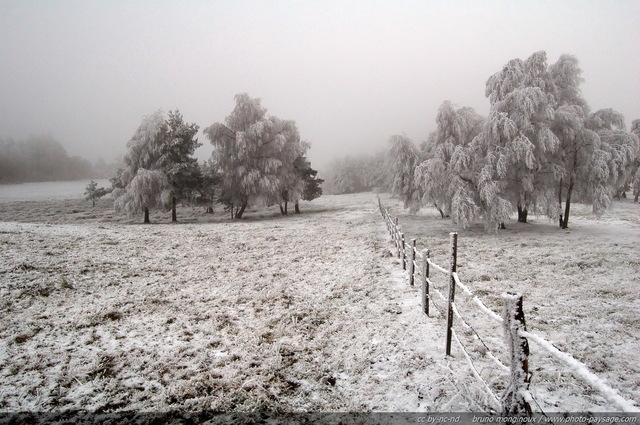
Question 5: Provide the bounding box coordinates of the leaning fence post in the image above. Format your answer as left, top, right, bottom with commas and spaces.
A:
445, 232, 458, 356
421, 249, 430, 316
501, 292, 532, 415
401, 233, 406, 270
409, 239, 416, 286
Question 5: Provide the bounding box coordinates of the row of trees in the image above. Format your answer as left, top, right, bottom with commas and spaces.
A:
0, 135, 95, 183
323, 153, 389, 195
387, 51, 639, 230
112, 94, 323, 223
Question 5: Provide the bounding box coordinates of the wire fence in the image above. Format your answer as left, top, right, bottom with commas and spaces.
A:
377, 196, 637, 414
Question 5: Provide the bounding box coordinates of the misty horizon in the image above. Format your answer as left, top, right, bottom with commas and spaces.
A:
1, 1, 639, 171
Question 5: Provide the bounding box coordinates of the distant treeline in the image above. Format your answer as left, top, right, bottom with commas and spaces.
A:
0, 135, 120, 184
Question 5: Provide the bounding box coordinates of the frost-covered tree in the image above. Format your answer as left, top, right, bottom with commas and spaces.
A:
324, 153, 387, 195
291, 155, 323, 214
363, 151, 390, 191
454, 131, 513, 230
113, 110, 202, 223
116, 169, 172, 222
84, 180, 110, 207
630, 120, 640, 202
203, 94, 310, 219
198, 159, 221, 212
483, 51, 560, 224
551, 104, 599, 228
586, 109, 639, 203
326, 156, 363, 194
414, 101, 484, 219
387, 134, 420, 211
158, 110, 202, 221
549, 56, 639, 228
113, 111, 171, 223
549, 54, 597, 228
302, 164, 323, 201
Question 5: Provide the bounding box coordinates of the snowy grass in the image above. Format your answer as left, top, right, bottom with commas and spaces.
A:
0, 193, 638, 413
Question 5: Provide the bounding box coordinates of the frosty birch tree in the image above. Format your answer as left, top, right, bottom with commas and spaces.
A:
387, 134, 420, 211
325, 154, 387, 194
113, 111, 171, 223
631, 120, 640, 202
271, 121, 311, 215
552, 100, 638, 226
326, 157, 362, 194
203, 94, 310, 219
414, 101, 484, 219
586, 109, 639, 204
549, 54, 598, 228
483, 51, 560, 224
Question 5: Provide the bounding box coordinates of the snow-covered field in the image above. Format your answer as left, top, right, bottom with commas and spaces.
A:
0, 180, 111, 203
0, 192, 638, 413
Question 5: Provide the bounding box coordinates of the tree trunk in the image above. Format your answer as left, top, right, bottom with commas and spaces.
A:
143, 207, 150, 224
434, 203, 446, 218
294, 201, 301, 214
634, 192, 639, 203
284, 201, 288, 215
558, 180, 564, 228
517, 204, 528, 223
235, 203, 247, 219
279, 204, 286, 215
561, 180, 574, 229
172, 197, 177, 222
499, 222, 506, 230
92, 199, 95, 207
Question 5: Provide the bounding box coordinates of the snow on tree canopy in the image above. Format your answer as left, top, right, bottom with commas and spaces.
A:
113, 109, 201, 223
204, 93, 311, 218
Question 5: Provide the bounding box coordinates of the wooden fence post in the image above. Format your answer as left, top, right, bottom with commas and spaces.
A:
393, 218, 398, 250
409, 239, 416, 286
445, 232, 458, 356
401, 233, 406, 270
501, 292, 532, 415
421, 249, 430, 316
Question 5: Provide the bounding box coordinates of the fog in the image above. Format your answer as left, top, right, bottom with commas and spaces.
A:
1, 1, 639, 171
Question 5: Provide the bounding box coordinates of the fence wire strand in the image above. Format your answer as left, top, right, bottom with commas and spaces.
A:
451, 328, 503, 412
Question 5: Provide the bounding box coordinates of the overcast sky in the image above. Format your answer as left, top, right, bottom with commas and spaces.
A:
1, 1, 639, 170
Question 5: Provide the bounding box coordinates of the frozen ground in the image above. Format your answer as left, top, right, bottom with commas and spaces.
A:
0, 192, 638, 413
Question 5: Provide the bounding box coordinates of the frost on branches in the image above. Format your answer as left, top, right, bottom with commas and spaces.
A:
631, 120, 640, 202
414, 101, 484, 223
410, 51, 639, 231
325, 153, 388, 195
112, 110, 202, 223
113, 111, 171, 224
482, 51, 559, 225
203, 94, 313, 219
387, 135, 420, 212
